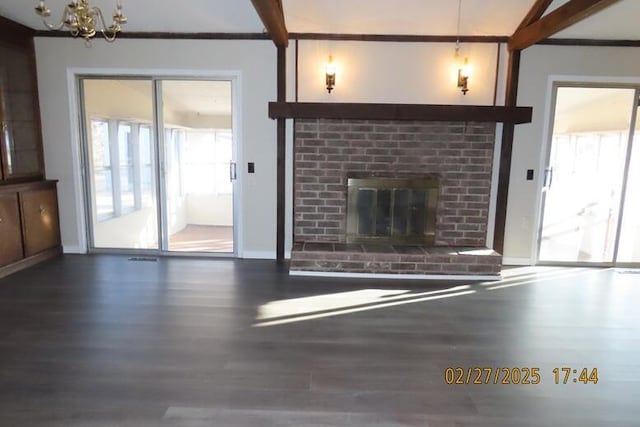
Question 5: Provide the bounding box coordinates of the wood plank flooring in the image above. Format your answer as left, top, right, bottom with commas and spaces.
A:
0, 256, 638, 426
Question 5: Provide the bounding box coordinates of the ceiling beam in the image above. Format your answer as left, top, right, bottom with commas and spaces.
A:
509, 0, 621, 51
516, 0, 555, 30
250, 0, 289, 47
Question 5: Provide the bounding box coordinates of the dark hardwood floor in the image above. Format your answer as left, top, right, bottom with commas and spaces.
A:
0, 255, 638, 426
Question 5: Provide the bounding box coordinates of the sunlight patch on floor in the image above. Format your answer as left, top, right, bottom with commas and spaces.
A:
253, 286, 474, 327
485, 267, 611, 290
253, 267, 615, 327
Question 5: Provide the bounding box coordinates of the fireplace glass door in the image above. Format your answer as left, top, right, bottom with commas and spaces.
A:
347, 177, 438, 245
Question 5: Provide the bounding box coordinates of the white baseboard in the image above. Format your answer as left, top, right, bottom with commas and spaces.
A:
502, 257, 533, 266
63, 245, 86, 254
241, 251, 276, 260
289, 270, 500, 281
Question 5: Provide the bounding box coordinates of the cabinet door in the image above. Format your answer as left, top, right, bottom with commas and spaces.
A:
20, 187, 61, 257
0, 43, 44, 180
0, 192, 23, 267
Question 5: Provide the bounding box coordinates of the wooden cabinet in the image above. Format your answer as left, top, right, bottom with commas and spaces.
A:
0, 181, 61, 278
0, 192, 23, 267
0, 18, 61, 278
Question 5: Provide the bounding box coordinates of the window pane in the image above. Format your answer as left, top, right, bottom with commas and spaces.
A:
83, 79, 158, 250
118, 123, 135, 214
139, 126, 154, 207
90, 120, 114, 221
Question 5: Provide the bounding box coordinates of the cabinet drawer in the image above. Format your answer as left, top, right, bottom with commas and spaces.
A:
0, 193, 23, 267
20, 187, 61, 257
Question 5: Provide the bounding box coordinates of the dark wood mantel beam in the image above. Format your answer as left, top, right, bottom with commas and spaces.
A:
509, 0, 621, 51
268, 102, 532, 124
250, 0, 289, 47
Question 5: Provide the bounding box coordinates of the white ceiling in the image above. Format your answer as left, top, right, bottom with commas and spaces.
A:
162, 80, 231, 116
0, 0, 637, 39
284, 0, 532, 36
0, 0, 264, 33
554, 87, 637, 133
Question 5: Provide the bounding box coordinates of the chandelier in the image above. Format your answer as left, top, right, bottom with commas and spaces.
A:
35, 0, 127, 44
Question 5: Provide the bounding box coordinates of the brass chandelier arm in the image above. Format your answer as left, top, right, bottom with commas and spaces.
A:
38, 4, 70, 31
91, 6, 117, 42
35, 0, 127, 43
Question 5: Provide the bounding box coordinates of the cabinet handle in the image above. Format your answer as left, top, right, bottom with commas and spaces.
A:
40, 206, 48, 215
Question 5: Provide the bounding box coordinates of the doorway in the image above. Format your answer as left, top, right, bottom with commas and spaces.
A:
79, 77, 237, 255
538, 85, 640, 265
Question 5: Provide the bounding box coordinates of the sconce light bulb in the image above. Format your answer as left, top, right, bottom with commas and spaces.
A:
460, 57, 470, 77
326, 56, 336, 76
457, 57, 470, 95
325, 55, 336, 93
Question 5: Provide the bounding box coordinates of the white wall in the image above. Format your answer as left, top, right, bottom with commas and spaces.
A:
506, 45, 640, 262
297, 40, 501, 104
186, 194, 233, 226
35, 38, 277, 258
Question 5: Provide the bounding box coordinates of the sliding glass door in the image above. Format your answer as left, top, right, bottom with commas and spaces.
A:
82, 79, 160, 250
538, 85, 640, 265
80, 77, 236, 255
617, 105, 640, 263
159, 80, 235, 253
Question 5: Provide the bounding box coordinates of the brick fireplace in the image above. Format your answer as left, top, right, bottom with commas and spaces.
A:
289, 118, 502, 277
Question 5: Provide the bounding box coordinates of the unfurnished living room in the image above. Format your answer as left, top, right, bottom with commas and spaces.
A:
0, 1, 639, 426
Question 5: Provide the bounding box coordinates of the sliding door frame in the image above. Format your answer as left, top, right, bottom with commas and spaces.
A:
535, 80, 640, 267
75, 71, 242, 258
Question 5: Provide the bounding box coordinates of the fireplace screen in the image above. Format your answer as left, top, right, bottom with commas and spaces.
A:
346, 177, 438, 245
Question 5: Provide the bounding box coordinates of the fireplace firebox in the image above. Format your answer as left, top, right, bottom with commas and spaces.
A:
346, 177, 439, 245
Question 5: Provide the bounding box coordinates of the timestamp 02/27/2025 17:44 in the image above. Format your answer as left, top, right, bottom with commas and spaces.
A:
443, 367, 599, 385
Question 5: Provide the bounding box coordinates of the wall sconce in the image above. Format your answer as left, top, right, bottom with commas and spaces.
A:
457, 56, 470, 95
454, 0, 470, 95
325, 55, 336, 93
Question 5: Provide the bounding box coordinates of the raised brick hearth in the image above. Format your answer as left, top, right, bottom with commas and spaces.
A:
291, 118, 502, 277
290, 243, 501, 276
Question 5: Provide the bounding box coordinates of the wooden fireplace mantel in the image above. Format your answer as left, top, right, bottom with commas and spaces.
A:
268, 102, 533, 124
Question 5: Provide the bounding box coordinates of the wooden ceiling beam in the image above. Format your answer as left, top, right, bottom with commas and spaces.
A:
516, 0, 555, 30
509, 0, 621, 51
250, 0, 289, 47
